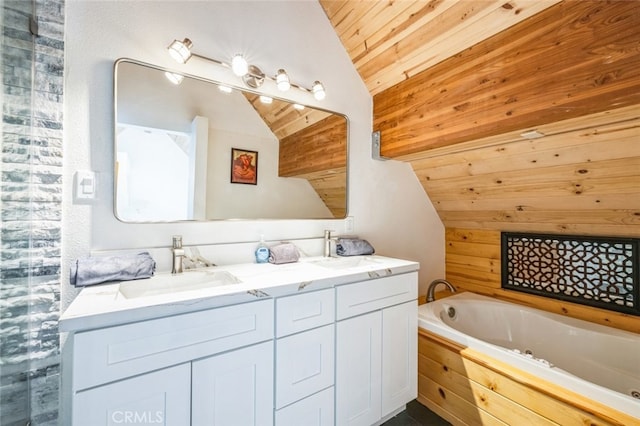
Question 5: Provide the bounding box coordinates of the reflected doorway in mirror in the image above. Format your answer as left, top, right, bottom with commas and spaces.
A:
231, 148, 258, 185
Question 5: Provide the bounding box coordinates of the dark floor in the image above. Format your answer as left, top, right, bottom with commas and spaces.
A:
382, 400, 451, 426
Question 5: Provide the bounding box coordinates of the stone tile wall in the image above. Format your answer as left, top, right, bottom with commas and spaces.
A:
1, 1, 64, 424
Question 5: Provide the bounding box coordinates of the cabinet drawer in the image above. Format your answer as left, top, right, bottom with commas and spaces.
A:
275, 387, 334, 426
73, 299, 273, 391
276, 324, 335, 409
336, 272, 417, 320
276, 288, 334, 337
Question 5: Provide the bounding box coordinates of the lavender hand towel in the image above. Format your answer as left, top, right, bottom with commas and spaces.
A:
268, 242, 300, 265
70, 252, 156, 287
336, 238, 375, 256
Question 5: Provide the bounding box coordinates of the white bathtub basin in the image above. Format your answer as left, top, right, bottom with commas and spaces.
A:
118, 270, 241, 299
418, 292, 640, 419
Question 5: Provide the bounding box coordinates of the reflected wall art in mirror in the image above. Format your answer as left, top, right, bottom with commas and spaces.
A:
114, 59, 348, 222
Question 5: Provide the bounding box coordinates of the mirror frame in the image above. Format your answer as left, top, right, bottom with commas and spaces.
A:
113, 58, 349, 223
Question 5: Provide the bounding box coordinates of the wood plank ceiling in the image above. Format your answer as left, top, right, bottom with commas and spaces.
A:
320, 0, 561, 95
320, 0, 640, 237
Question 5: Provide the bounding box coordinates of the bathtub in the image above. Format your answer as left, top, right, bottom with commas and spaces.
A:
418, 292, 640, 419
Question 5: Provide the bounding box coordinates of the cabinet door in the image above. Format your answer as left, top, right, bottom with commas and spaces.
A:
192, 341, 274, 426
381, 301, 418, 417
73, 363, 191, 425
275, 387, 334, 426
336, 311, 382, 426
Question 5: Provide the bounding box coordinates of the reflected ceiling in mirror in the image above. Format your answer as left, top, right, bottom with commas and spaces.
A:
114, 59, 348, 222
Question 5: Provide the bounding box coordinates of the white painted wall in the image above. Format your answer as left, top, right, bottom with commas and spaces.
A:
63, 0, 444, 310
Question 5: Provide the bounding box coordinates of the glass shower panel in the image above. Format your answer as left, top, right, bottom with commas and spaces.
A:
1, 2, 36, 424
1, 1, 63, 424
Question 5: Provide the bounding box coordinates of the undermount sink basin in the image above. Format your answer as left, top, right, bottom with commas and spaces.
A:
310, 256, 381, 270
118, 270, 241, 299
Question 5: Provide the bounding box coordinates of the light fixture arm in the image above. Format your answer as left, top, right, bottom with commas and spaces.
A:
167, 38, 325, 100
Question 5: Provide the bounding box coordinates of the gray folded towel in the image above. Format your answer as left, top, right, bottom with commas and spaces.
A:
70, 252, 156, 287
268, 242, 300, 265
336, 238, 375, 256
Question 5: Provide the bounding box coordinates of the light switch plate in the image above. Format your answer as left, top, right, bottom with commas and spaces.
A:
75, 170, 96, 200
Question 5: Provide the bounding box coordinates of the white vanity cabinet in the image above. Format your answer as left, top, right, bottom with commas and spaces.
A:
274, 288, 336, 426
69, 299, 274, 426
335, 272, 418, 426
62, 256, 421, 426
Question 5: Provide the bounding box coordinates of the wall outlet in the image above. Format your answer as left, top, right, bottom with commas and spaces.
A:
344, 216, 354, 233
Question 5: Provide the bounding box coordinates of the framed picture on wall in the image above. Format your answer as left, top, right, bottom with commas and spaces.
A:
230, 148, 258, 185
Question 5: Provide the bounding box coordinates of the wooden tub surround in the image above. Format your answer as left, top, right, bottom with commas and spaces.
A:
418, 329, 638, 426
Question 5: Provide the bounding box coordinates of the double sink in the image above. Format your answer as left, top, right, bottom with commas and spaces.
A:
118, 256, 382, 300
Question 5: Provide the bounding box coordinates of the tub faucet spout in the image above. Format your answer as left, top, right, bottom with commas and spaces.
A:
426, 279, 456, 302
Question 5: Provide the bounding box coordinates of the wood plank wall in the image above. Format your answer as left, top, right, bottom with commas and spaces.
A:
373, 1, 640, 158
279, 114, 348, 217
409, 106, 640, 237
279, 114, 347, 177
445, 227, 640, 334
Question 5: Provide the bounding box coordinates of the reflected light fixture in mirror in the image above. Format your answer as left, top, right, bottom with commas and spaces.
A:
166, 37, 326, 100
114, 59, 348, 222
164, 71, 184, 85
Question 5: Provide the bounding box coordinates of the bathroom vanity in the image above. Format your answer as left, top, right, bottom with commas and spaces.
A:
60, 255, 419, 426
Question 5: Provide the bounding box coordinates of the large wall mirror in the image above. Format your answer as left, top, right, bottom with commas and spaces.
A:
114, 59, 348, 222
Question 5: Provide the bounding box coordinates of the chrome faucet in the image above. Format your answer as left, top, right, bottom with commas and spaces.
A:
324, 230, 338, 257
171, 235, 185, 274
426, 279, 456, 302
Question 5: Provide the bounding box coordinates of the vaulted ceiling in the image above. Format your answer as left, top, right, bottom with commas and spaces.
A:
319, 0, 640, 238
319, 0, 561, 95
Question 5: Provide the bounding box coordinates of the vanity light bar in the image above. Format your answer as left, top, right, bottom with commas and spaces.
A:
166, 38, 326, 101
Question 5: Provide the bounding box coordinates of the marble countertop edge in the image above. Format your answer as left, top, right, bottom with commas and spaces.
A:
59, 255, 419, 333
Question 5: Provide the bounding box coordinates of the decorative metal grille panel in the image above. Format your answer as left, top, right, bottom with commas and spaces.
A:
501, 232, 639, 315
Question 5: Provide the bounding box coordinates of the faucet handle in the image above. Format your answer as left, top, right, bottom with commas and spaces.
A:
189, 247, 216, 267
172, 235, 183, 249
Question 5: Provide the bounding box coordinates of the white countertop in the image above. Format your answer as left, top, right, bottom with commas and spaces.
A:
60, 255, 419, 333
